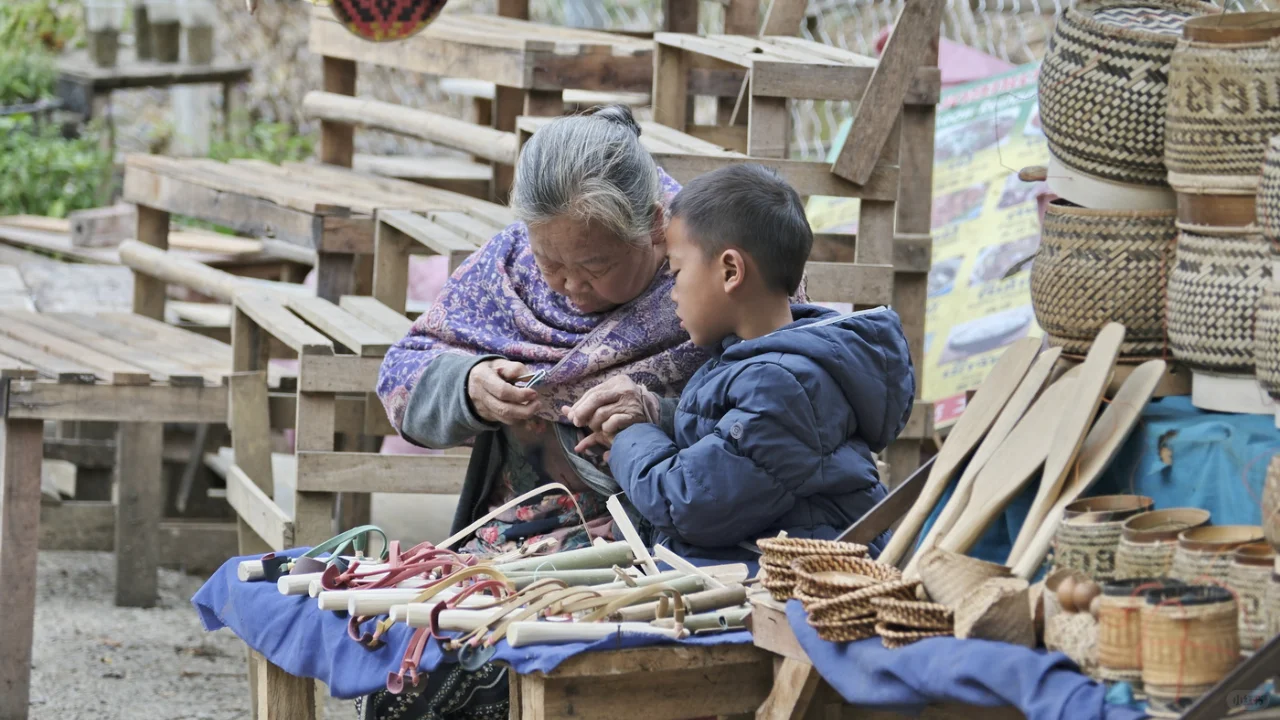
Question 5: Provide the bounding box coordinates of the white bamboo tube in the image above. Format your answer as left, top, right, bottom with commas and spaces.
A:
277, 573, 323, 596
494, 541, 634, 573
318, 588, 435, 612
347, 587, 462, 616
506, 622, 681, 647
237, 560, 265, 582
402, 606, 505, 631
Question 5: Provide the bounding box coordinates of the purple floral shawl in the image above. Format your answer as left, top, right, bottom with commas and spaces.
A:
377, 169, 708, 430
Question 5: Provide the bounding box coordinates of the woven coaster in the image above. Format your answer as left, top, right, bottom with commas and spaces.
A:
876, 621, 953, 649
871, 597, 955, 631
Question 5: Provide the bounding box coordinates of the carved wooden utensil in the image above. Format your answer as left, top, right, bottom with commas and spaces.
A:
1005, 323, 1125, 564
878, 337, 1042, 567
903, 347, 1062, 578
1008, 359, 1166, 578
934, 371, 1080, 557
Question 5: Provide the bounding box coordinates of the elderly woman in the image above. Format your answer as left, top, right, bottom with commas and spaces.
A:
365, 106, 710, 720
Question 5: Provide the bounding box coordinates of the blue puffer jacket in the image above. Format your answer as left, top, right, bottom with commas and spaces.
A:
608, 304, 915, 563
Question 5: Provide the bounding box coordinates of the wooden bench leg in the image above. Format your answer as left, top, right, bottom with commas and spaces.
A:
254, 651, 317, 720
114, 421, 164, 607
0, 415, 43, 720
756, 658, 821, 720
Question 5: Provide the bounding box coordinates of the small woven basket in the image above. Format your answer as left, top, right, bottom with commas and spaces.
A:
756, 536, 869, 564
1226, 542, 1276, 654
1167, 223, 1273, 374
1171, 525, 1265, 585
1259, 135, 1280, 246
916, 547, 1013, 607
761, 558, 800, 602
1254, 287, 1280, 400
1166, 36, 1280, 185
1116, 508, 1211, 580
791, 555, 894, 603
1032, 201, 1177, 355
809, 616, 878, 643
1052, 512, 1129, 582
1039, 0, 1220, 186
807, 579, 919, 624
875, 621, 951, 649
1140, 585, 1240, 708
871, 597, 955, 631
1265, 454, 1280, 553
1098, 578, 1183, 686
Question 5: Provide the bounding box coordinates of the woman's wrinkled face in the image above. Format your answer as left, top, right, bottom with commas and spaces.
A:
528, 214, 663, 314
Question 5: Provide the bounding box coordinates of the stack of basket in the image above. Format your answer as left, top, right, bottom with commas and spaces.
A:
1034, 0, 1218, 383
1164, 13, 1280, 413
791, 555, 919, 643
1256, 135, 1280, 426
756, 536, 869, 602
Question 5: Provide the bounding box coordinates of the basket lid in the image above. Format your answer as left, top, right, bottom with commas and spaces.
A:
1046, 155, 1178, 211
1102, 577, 1184, 597
1183, 11, 1280, 42
1232, 541, 1276, 567
1177, 525, 1265, 551
1064, 495, 1155, 522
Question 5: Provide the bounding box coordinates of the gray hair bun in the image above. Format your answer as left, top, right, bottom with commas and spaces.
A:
589, 104, 642, 138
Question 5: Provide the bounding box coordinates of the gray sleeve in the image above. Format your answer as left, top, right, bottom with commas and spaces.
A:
657, 396, 679, 436
400, 353, 502, 449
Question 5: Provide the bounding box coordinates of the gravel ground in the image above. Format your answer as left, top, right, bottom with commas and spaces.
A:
30, 551, 350, 720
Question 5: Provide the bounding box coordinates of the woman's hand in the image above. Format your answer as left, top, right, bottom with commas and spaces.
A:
562, 375, 660, 453
467, 359, 540, 424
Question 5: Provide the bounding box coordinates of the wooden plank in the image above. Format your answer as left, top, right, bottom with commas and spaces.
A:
226, 463, 292, 550
56, 50, 252, 89
286, 295, 392, 357
69, 203, 137, 248
380, 209, 479, 263
44, 437, 114, 468
17, 263, 133, 315
643, 121, 746, 155
54, 312, 230, 385
0, 414, 44, 719
338, 296, 412, 339
755, 657, 821, 720
266, 393, 393, 436
747, 596, 808, 662
321, 57, 356, 168
294, 452, 468, 494
292, 392, 336, 547
653, 43, 690, 131
752, 62, 939, 104
229, 372, 275, 499
747, 94, 790, 158
832, 0, 945, 184
0, 215, 71, 233
255, 653, 315, 720
4, 382, 227, 422
801, 262, 895, 306
811, 232, 932, 274
0, 334, 98, 383
16, 312, 205, 386
260, 239, 317, 267
428, 211, 498, 246
298, 354, 381, 393
282, 162, 499, 219
236, 292, 334, 356
0, 353, 38, 380
0, 312, 152, 385
372, 219, 412, 315
126, 155, 343, 217
656, 154, 899, 201
113, 422, 163, 607
0, 225, 117, 264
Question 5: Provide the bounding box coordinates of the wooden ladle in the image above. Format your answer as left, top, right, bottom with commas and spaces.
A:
902, 347, 1062, 577
1009, 359, 1166, 578
878, 337, 1042, 567
1005, 323, 1125, 563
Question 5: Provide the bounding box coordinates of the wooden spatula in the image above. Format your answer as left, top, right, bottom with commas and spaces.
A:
1005, 323, 1125, 563
1009, 359, 1166, 578
933, 372, 1080, 559
902, 347, 1062, 577
878, 337, 1042, 567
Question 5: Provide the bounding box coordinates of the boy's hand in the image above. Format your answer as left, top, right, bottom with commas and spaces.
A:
563, 375, 659, 438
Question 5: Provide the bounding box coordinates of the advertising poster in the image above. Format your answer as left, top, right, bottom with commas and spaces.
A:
806, 63, 1050, 427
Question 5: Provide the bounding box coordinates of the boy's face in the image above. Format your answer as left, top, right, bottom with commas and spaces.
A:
666, 217, 735, 347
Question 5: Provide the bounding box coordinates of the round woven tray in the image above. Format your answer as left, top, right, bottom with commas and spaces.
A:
1166, 35, 1280, 183
1227, 542, 1276, 654
791, 555, 892, 602
1140, 585, 1240, 701
1116, 508, 1211, 580
807, 579, 920, 624
1255, 287, 1280, 401
1171, 525, 1265, 584
809, 615, 878, 643
1259, 135, 1280, 245
875, 621, 952, 649
1166, 223, 1272, 374
871, 597, 954, 631
756, 536, 869, 564
1039, 0, 1220, 186
1032, 201, 1176, 352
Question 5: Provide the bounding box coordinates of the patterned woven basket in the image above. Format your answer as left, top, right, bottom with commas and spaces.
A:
792, 555, 895, 603
1259, 135, 1280, 244
1170, 525, 1265, 585
871, 597, 955, 631
807, 579, 919, 624
875, 622, 951, 649
1166, 36, 1280, 185
1256, 287, 1280, 401
916, 547, 1013, 607
1116, 508, 1212, 580
1053, 513, 1128, 582
1227, 542, 1276, 654
1032, 201, 1177, 355
756, 536, 869, 564
1140, 585, 1240, 707
1167, 223, 1273, 374
1099, 578, 1183, 686
1265, 454, 1280, 553
1039, 0, 1219, 186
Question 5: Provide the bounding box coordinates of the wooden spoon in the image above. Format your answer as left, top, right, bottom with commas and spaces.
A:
1009, 359, 1166, 578
903, 347, 1062, 577
934, 372, 1080, 558
1005, 323, 1124, 563
878, 337, 1042, 566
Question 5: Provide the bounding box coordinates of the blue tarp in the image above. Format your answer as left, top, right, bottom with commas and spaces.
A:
191, 548, 752, 699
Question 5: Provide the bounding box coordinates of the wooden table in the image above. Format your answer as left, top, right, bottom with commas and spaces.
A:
56, 49, 252, 149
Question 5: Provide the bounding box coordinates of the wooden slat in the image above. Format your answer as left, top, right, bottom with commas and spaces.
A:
378, 209, 479, 263
225, 463, 293, 550
751, 61, 939, 104
4, 381, 226, 422
236, 292, 334, 356
0, 415, 43, 720
285, 296, 393, 357
338, 296, 412, 339
0, 334, 97, 383
281, 162, 500, 218
0, 312, 151, 385
15, 312, 205, 386
428, 211, 498, 245
639, 121, 745, 155
125, 155, 341, 215
294, 452, 468, 494
260, 239, 318, 267
657, 155, 900, 201
54, 312, 231, 385
114, 421, 164, 606
801, 262, 895, 306
298, 354, 381, 393
0, 353, 38, 380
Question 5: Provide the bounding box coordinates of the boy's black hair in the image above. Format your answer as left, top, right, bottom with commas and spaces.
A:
667, 164, 813, 294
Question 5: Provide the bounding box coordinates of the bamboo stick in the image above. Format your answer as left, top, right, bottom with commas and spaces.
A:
506, 622, 681, 647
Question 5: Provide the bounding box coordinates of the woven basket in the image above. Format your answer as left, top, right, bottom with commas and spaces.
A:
916, 547, 1013, 607
1033, 201, 1177, 355
1259, 135, 1280, 244
1167, 223, 1273, 374
807, 579, 919, 624
1048, 611, 1102, 677
876, 622, 951, 649
1039, 0, 1220, 186
1171, 525, 1265, 585
809, 615, 878, 643
1053, 513, 1128, 582
1140, 585, 1240, 705
1099, 578, 1183, 685
1227, 542, 1276, 654
955, 577, 1036, 647
1265, 454, 1280, 553
1267, 565, 1280, 637
761, 558, 800, 601
871, 597, 955, 631
1166, 36, 1280, 184
1254, 287, 1280, 400
791, 555, 895, 603
1116, 508, 1212, 580
757, 536, 869, 564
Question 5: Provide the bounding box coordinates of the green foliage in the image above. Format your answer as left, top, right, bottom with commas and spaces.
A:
0, 0, 82, 52
0, 116, 113, 218
0, 50, 58, 106
209, 119, 316, 165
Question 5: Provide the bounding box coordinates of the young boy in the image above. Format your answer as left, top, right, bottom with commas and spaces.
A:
605, 164, 916, 562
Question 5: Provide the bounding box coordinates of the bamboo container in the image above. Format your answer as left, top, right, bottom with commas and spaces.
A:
1226, 542, 1276, 654
1170, 526, 1265, 584
1115, 509, 1211, 580
1098, 578, 1182, 687
1140, 585, 1240, 711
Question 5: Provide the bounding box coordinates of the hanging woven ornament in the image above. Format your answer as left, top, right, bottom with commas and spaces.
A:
247, 0, 450, 42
